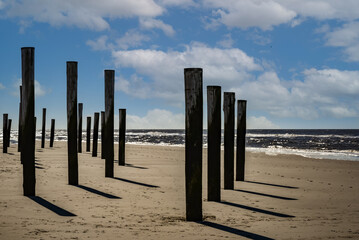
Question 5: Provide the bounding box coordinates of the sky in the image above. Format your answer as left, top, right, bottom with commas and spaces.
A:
0, 0, 359, 130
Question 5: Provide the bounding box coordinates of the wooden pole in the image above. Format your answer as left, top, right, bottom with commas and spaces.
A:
184, 68, 203, 221
67, 61, 78, 186
3, 113, 8, 153
118, 109, 126, 166
50, 119, 55, 147
92, 112, 99, 157
223, 92, 235, 190
21, 47, 36, 196
236, 100, 247, 181
77, 103, 83, 153
104, 70, 114, 178
86, 116, 91, 152
41, 108, 46, 148
7, 119, 12, 147
101, 111, 105, 159
18, 85, 22, 152
34, 117, 36, 142
207, 86, 221, 202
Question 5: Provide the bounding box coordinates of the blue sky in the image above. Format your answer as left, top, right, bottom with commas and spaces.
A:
0, 0, 358, 129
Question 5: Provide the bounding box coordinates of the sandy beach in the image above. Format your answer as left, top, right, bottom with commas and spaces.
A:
1, 141, 359, 239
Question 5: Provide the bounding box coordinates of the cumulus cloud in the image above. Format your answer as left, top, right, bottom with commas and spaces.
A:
203, 0, 297, 30
116, 30, 151, 49
12, 79, 49, 97
127, 109, 184, 129
234, 68, 359, 120
112, 42, 261, 104
139, 18, 175, 37
2, 0, 163, 31
0, 83, 5, 89
202, 0, 359, 30
324, 21, 359, 62
157, 0, 197, 8
247, 116, 280, 129
87, 35, 112, 51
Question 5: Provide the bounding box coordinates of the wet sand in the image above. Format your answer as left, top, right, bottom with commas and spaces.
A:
1, 141, 359, 239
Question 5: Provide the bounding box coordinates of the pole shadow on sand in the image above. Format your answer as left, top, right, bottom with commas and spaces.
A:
199, 221, 274, 240
112, 177, 159, 188
75, 185, 121, 199
219, 201, 295, 218
233, 189, 297, 200
27, 196, 76, 217
245, 180, 299, 189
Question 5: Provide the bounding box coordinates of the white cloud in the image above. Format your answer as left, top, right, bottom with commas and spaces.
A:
247, 116, 280, 129
116, 30, 150, 49
35, 80, 48, 97
12, 79, 49, 97
87, 31, 150, 51
157, 0, 197, 8
127, 109, 184, 129
217, 34, 234, 48
319, 106, 357, 118
115, 74, 151, 99
87, 35, 112, 51
3, 0, 164, 31
139, 18, 175, 37
203, 0, 297, 30
0, 83, 5, 89
235, 68, 359, 119
112, 42, 261, 104
202, 0, 359, 30
324, 21, 359, 62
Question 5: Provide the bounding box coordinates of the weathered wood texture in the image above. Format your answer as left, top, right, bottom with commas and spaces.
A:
7, 119, 12, 147
86, 116, 91, 152
18, 85, 22, 152
41, 108, 46, 148
184, 68, 203, 221
78, 103, 83, 153
101, 111, 105, 159
236, 100, 247, 181
207, 86, 221, 202
67, 61, 78, 186
3, 114, 8, 153
223, 92, 235, 190
50, 119, 55, 147
118, 109, 126, 166
104, 70, 114, 178
21, 47, 36, 196
92, 112, 99, 157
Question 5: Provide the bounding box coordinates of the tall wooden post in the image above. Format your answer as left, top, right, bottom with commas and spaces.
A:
78, 103, 83, 153
18, 85, 22, 152
207, 86, 221, 201
101, 111, 105, 159
50, 119, 55, 147
92, 112, 99, 157
34, 117, 36, 142
223, 92, 235, 190
118, 109, 126, 166
86, 116, 91, 152
184, 68, 203, 221
67, 61, 78, 186
41, 108, 46, 148
7, 119, 12, 147
3, 114, 8, 153
104, 70, 114, 178
21, 47, 36, 196
236, 100, 247, 181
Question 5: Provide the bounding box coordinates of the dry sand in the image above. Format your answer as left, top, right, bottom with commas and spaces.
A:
1, 141, 359, 239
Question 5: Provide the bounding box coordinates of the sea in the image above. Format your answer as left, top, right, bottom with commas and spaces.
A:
2, 129, 359, 161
